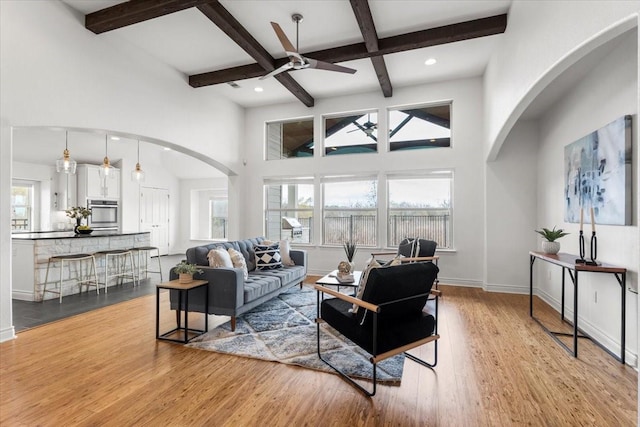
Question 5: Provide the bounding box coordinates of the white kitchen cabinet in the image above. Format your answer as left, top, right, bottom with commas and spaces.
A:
77, 164, 120, 202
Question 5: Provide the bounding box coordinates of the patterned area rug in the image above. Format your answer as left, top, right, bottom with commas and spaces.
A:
187, 286, 405, 384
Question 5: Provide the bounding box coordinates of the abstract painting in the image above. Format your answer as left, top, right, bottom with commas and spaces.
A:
564, 115, 632, 225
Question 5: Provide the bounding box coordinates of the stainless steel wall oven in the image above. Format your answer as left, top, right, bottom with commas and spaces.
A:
87, 199, 119, 230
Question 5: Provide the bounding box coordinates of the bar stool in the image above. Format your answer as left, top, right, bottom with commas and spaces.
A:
93, 249, 137, 291
42, 253, 99, 303
128, 246, 163, 283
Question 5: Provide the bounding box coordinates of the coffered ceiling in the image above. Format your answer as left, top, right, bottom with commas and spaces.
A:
62, 0, 511, 107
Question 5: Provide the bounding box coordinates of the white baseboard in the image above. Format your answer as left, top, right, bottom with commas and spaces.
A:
484, 283, 529, 294
438, 277, 483, 288
12, 290, 34, 301
0, 326, 16, 343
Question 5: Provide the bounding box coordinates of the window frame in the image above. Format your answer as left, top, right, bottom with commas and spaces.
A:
263, 177, 315, 245
322, 110, 379, 156
387, 101, 452, 152
265, 116, 315, 160
386, 170, 454, 250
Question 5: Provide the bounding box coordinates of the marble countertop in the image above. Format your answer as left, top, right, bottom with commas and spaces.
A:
12, 231, 150, 240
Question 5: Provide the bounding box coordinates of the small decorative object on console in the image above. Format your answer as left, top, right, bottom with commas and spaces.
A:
534, 226, 569, 255
65, 206, 92, 234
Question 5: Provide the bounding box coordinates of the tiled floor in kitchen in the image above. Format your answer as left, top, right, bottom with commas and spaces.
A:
12, 254, 184, 332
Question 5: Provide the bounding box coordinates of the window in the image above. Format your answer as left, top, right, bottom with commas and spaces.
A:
324, 111, 378, 156
11, 181, 34, 231
266, 117, 314, 160
191, 188, 228, 240
387, 172, 452, 249
264, 178, 314, 244
322, 176, 377, 246
388, 103, 451, 151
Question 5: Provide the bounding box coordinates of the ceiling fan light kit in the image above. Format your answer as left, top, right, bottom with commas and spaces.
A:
261, 13, 358, 80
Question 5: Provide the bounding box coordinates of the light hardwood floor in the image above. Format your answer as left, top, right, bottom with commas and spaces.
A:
1, 281, 636, 426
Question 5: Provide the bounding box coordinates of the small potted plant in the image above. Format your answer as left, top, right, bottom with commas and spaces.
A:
343, 241, 357, 272
173, 261, 204, 284
535, 226, 569, 255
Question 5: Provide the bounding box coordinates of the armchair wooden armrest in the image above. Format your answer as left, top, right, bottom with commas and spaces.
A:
370, 251, 396, 257
314, 284, 379, 313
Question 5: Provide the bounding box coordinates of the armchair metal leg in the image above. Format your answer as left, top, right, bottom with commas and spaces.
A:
316, 321, 377, 397
404, 339, 437, 368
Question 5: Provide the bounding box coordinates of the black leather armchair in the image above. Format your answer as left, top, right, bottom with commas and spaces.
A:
315, 261, 440, 396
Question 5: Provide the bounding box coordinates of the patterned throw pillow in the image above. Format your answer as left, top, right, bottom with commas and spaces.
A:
350, 258, 381, 314
254, 243, 282, 270
207, 247, 233, 268
227, 247, 249, 279
398, 237, 421, 258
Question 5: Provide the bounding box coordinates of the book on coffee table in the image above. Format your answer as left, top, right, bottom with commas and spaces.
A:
336, 273, 355, 283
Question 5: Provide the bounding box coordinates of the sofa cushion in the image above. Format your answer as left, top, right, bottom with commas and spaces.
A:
250, 265, 305, 287
228, 247, 249, 279
279, 239, 295, 266
236, 238, 264, 271
243, 274, 281, 303
255, 243, 282, 270
207, 247, 233, 268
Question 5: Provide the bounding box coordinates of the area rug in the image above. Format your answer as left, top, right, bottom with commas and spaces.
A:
186, 286, 405, 384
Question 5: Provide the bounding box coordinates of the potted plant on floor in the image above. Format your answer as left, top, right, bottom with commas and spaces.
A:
535, 226, 569, 255
173, 261, 203, 284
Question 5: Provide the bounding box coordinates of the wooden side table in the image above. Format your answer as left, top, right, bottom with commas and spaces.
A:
156, 279, 208, 343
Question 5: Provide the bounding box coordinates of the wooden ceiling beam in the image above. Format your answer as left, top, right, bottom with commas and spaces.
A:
189, 13, 507, 87
196, 2, 314, 107
85, 0, 213, 34
349, 0, 392, 97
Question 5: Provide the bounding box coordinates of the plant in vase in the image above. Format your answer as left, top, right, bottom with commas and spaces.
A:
65, 206, 92, 234
342, 241, 357, 273
173, 261, 204, 284
534, 226, 569, 255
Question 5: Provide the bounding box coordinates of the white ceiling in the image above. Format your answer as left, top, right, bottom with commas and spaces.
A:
14, 1, 513, 179
61, 0, 512, 108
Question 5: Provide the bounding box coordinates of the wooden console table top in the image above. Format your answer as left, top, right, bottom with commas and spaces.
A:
529, 251, 626, 274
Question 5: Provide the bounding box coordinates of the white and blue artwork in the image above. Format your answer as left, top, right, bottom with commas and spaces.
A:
564, 115, 632, 225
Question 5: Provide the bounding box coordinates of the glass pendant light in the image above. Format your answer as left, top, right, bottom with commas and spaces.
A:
99, 134, 114, 178
56, 131, 77, 174
131, 140, 145, 182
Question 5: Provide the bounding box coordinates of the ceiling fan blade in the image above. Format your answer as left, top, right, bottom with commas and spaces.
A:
260, 62, 294, 80
270, 22, 297, 54
305, 58, 357, 74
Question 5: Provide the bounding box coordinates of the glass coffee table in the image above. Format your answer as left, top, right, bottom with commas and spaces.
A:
316, 270, 362, 295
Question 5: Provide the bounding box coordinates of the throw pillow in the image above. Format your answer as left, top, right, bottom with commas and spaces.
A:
350, 258, 381, 314
227, 247, 249, 280
279, 239, 295, 266
254, 243, 282, 270
207, 247, 233, 268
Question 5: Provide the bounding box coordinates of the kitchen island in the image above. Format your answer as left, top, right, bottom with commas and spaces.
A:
12, 231, 150, 301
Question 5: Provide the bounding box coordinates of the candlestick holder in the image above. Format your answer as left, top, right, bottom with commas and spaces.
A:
575, 230, 586, 263
585, 231, 600, 266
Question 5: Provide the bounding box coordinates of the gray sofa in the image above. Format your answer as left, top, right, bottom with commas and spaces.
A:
169, 237, 307, 331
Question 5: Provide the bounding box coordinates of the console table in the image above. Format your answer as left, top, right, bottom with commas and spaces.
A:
529, 251, 626, 364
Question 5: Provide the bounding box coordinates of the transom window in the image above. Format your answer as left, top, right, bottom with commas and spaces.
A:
324, 111, 378, 156
387, 171, 453, 249
265, 117, 314, 160
388, 103, 451, 151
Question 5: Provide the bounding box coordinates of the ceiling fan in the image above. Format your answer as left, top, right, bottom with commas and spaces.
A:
348, 113, 377, 136
260, 13, 357, 80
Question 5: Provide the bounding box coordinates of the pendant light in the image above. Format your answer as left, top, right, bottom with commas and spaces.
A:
99, 134, 114, 178
131, 140, 145, 182
56, 131, 77, 174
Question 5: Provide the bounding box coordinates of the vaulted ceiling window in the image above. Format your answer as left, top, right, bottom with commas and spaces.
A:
265, 118, 314, 160
323, 111, 378, 156
388, 103, 451, 151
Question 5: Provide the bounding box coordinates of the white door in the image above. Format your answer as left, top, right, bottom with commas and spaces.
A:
140, 187, 170, 255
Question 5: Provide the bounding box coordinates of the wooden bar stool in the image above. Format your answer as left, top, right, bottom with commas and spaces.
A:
128, 246, 163, 283
42, 253, 99, 303
93, 249, 137, 292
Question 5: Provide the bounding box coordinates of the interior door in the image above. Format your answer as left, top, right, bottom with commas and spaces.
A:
140, 187, 170, 255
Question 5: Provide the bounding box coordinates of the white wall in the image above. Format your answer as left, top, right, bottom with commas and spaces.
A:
244, 78, 486, 284
0, 1, 244, 341
485, 121, 539, 292
484, 1, 639, 160
535, 30, 638, 363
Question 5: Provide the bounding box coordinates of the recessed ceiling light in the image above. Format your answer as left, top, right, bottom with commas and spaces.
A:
424, 58, 437, 66
254, 87, 264, 92
163, 147, 171, 151
110, 136, 120, 141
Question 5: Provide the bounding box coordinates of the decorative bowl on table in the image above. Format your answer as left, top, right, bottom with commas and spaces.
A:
76, 228, 93, 235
